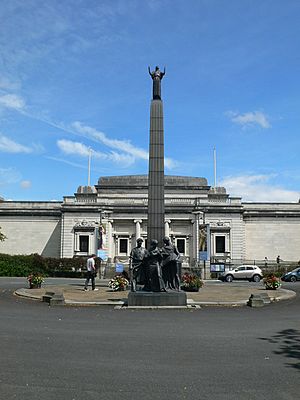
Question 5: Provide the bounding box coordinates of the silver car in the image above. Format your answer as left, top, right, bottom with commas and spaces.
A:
220, 265, 263, 282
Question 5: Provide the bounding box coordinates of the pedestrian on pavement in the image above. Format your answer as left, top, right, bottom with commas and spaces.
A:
84, 254, 98, 291
276, 255, 281, 265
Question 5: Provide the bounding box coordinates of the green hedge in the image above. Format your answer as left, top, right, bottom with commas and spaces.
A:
0, 253, 100, 278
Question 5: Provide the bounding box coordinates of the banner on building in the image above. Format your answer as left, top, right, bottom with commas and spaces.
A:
97, 223, 108, 250
199, 224, 210, 261
97, 249, 108, 261
115, 263, 124, 273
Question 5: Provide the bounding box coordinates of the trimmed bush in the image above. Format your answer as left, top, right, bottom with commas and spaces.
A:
0, 253, 93, 278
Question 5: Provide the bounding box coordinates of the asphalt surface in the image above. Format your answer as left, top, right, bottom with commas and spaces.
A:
0, 278, 299, 400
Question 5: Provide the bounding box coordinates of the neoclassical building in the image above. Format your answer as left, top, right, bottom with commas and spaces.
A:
1, 174, 300, 275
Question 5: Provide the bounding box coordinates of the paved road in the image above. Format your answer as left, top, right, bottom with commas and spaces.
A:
0, 278, 299, 400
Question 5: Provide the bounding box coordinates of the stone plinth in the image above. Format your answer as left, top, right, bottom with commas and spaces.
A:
42, 291, 65, 306
247, 294, 264, 307
128, 291, 187, 307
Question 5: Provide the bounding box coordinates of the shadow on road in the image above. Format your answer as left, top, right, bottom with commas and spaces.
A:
260, 329, 300, 370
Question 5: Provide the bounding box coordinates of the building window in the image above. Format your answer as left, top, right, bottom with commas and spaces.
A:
119, 238, 128, 254
79, 235, 89, 252
176, 238, 186, 254
215, 236, 225, 253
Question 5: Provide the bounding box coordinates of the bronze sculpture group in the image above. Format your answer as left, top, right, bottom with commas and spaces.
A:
129, 237, 181, 292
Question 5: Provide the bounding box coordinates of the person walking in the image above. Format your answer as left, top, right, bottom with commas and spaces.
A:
84, 254, 98, 291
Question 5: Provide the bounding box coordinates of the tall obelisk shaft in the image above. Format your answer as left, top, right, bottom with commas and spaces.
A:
147, 66, 165, 247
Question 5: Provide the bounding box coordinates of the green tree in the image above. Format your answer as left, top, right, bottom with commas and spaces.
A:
0, 226, 7, 242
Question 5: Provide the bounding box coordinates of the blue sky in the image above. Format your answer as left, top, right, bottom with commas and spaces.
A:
1, 0, 300, 202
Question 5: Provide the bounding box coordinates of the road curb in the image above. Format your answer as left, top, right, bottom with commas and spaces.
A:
14, 287, 297, 307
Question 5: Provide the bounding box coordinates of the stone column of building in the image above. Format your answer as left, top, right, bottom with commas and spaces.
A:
147, 66, 165, 248
134, 219, 142, 240
190, 220, 196, 263
114, 235, 118, 260
193, 217, 199, 266
107, 220, 113, 259
164, 219, 171, 237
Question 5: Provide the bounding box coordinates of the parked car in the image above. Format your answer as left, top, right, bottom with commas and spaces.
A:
219, 265, 263, 282
281, 268, 300, 282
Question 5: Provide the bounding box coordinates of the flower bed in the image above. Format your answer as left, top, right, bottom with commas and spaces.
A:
27, 273, 44, 289
263, 274, 281, 290
108, 275, 129, 291
181, 272, 203, 292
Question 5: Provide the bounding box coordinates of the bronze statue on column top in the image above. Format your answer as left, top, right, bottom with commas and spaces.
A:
148, 66, 166, 100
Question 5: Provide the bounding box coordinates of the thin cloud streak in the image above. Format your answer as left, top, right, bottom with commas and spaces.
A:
71, 121, 177, 169
0, 133, 33, 153
72, 121, 148, 160
57, 139, 135, 166
46, 156, 87, 170
0, 93, 25, 110
0, 91, 177, 170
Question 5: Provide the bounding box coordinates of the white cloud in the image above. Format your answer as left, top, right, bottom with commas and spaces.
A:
71, 121, 176, 169
20, 180, 31, 189
0, 76, 20, 91
220, 174, 300, 202
227, 111, 271, 129
0, 167, 21, 185
0, 100, 177, 169
0, 133, 32, 153
0, 94, 25, 111
57, 139, 90, 157
72, 122, 148, 159
57, 139, 135, 166
165, 157, 177, 169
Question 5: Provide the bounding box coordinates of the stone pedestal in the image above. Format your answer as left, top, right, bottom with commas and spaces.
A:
247, 294, 264, 307
128, 291, 187, 307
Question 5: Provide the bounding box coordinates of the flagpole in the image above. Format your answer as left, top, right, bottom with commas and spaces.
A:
88, 147, 91, 186
213, 147, 217, 188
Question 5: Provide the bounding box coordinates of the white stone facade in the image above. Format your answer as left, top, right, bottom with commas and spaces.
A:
0, 202, 61, 257
1, 176, 300, 272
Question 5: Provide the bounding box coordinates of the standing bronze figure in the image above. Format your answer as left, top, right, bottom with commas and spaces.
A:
148, 66, 165, 100
161, 236, 181, 290
143, 239, 166, 292
129, 238, 148, 292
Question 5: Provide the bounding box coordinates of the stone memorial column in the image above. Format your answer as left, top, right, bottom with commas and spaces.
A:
147, 66, 166, 247
127, 68, 187, 306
